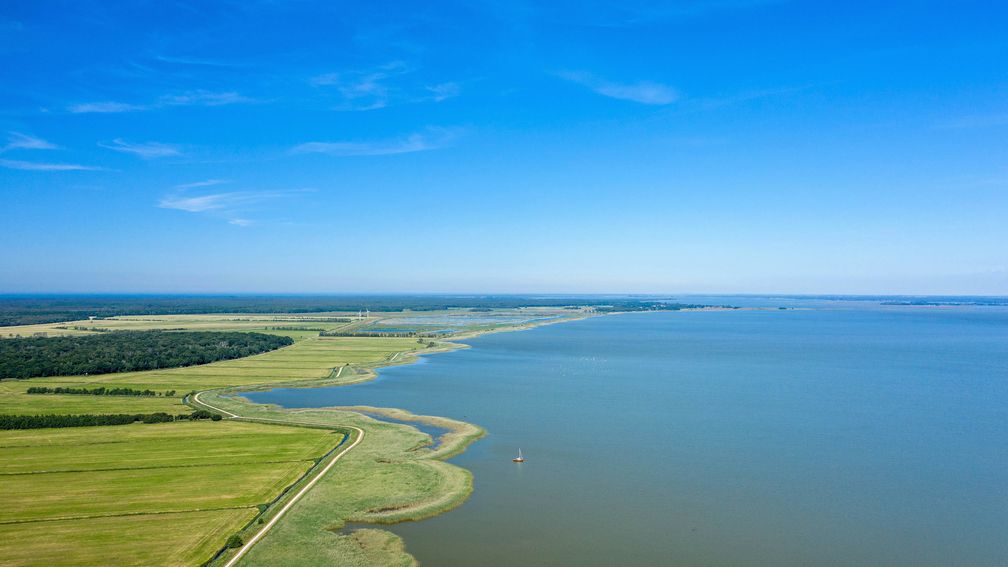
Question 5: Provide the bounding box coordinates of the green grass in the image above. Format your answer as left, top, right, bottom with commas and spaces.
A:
0, 313, 358, 337
3, 461, 313, 522
0, 420, 340, 474
0, 420, 340, 565
0, 334, 421, 415
0, 379, 184, 415
0, 509, 256, 567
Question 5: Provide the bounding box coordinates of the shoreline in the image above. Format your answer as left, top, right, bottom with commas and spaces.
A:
195, 310, 603, 565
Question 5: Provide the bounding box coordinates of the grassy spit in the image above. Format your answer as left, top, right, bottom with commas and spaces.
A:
196, 398, 484, 567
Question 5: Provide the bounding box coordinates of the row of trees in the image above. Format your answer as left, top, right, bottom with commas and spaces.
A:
0, 410, 222, 430
0, 331, 293, 380
26, 386, 176, 397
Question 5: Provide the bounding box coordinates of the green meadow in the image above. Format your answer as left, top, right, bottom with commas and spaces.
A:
0, 420, 338, 566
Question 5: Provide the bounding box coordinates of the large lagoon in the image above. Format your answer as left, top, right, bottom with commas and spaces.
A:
247, 304, 1008, 566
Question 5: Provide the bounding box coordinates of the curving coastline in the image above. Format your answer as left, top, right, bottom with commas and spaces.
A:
195, 313, 596, 566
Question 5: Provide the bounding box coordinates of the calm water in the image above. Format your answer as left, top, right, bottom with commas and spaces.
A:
247, 306, 1008, 566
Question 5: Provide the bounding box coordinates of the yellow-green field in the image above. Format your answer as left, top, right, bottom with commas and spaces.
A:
0, 312, 363, 338
0, 332, 423, 416
0, 421, 340, 566
0, 314, 431, 566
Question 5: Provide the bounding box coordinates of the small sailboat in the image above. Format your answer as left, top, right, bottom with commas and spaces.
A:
512, 448, 525, 463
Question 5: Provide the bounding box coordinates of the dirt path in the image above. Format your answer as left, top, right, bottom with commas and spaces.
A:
189, 390, 364, 567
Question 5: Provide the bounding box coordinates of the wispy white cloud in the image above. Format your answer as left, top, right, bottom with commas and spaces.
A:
68, 101, 146, 114
158, 90, 252, 107
558, 71, 678, 105
691, 83, 821, 111
153, 54, 238, 67
311, 62, 460, 110
68, 90, 252, 114
158, 191, 258, 213
99, 138, 182, 158
311, 61, 409, 87
309, 73, 344, 87
174, 178, 231, 190
426, 82, 461, 102
311, 61, 408, 111
159, 188, 311, 226
2, 132, 58, 152
290, 129, 458, 157
0, 159, 101, 171
0, 132, 99, 171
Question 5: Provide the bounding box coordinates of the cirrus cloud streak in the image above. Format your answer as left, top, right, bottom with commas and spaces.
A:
558, 71, 678, 105
290, 129, 459, 157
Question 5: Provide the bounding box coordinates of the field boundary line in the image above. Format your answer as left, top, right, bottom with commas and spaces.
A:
0, 457, 320, 476
0, 505, 253, 525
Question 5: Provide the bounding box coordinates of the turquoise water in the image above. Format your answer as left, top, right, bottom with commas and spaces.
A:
247, 306, 1008, 566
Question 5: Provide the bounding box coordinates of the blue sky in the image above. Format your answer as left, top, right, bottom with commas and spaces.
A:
1, 1, 1006, 294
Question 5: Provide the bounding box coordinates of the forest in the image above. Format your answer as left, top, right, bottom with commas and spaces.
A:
0, 331, 292, 379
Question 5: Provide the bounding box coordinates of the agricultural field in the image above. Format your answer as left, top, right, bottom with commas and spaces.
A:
0, 312, 362, 338
0, 328, 423, 416
0, 309, 576, 417
0, 308, 584, 338
0, 308, 582, 566
0, 420, 341, 566
0, 314, 430, 565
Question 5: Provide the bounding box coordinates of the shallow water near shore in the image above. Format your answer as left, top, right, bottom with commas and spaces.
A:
247, 304, 1008, 566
